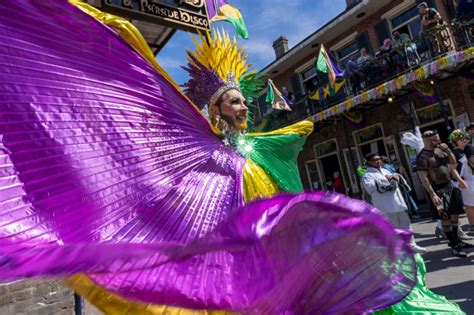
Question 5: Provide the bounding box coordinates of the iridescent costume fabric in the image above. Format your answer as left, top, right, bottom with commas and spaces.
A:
0, 1, 422, 314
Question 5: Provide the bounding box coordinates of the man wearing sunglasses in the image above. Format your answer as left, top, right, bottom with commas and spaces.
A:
362, 152, 426, 253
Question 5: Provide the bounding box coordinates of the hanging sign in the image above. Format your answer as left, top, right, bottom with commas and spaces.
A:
101, 0, 210, 33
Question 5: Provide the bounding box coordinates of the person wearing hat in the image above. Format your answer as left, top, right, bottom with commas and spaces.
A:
362, 152, 427, 253
450, 129, 474, 233
416, 130, 472, 258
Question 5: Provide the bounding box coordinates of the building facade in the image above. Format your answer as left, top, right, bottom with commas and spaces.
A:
260, 0, 473, 202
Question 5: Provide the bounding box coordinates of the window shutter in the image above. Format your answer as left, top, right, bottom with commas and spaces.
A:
374, 19, 391, 47
355, 31, 373, 55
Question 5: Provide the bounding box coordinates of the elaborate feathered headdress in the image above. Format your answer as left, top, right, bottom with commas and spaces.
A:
182, 30, 265, 124
448, 129, 468, 145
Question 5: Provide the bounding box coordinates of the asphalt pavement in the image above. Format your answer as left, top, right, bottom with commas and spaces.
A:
412, 215, 474, 314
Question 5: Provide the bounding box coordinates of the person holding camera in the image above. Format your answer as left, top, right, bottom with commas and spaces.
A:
362, 152, 426, 253
416, 130, 472, 257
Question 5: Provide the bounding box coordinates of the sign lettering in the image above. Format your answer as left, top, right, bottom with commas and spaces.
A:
102, 0, 210, 33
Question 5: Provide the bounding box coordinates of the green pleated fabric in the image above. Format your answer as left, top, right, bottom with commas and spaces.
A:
241, 133, 307, 194
372, 254, 465, 314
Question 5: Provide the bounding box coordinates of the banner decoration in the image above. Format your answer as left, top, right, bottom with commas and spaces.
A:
265, 79, 292, 111
312, 49, 472, 123
343, 109, 364, 124
417, 104, 443, 123
309, 79, 346, 101
316, 44, 345, 87
413, 81, 438, 104
206, 0, 248, 39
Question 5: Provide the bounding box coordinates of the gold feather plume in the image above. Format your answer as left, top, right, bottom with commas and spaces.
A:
186, 29, 252, 83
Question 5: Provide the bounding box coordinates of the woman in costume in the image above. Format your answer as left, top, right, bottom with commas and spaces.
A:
0, 1, 462, 314
450, 129, 474, 233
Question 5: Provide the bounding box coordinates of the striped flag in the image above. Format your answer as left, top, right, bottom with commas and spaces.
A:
265, 79, 292, 111
315, 44, 345, 87
206, 0, 248, 39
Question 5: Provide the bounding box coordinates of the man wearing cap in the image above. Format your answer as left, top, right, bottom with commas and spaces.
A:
416, 130, 472, 257
362, 152, 426, 253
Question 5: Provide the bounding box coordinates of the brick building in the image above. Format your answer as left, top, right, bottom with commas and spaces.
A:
261, 0, 473, 202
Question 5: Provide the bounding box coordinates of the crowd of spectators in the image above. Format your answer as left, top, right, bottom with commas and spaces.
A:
261, 2, 474, 130
343, 2, 473, 95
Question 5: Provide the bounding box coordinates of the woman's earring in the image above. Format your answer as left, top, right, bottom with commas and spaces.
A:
213, 115, 230, 134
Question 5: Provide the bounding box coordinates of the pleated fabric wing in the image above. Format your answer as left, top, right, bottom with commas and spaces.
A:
0, 1, 416, 314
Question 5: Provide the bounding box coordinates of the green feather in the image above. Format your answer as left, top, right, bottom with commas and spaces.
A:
239, 72, 266, 131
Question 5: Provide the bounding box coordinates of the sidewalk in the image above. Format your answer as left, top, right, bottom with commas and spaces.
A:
412, 216, 474, 314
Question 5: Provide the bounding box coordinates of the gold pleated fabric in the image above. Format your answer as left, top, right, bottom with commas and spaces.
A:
242, 159, 280, 201
246, 119, 313, 137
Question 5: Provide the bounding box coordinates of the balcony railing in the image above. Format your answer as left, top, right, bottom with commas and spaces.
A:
257, 21, 474, 131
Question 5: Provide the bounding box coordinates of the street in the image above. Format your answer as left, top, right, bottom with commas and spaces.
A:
412, 216, 474, 314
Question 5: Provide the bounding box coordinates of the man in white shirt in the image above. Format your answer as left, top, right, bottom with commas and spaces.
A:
362, 152, 426, 253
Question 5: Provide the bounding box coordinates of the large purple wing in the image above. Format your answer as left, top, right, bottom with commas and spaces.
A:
0, 0, 243, 284
0, 0, 416, 313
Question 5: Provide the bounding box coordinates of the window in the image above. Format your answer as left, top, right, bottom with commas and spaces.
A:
314, 139, 338, 158
390, 6, 421, 38
301, 67, 317, 81
391, 7, 419, 29
300, 65, 319, 95
353, 124, 385, 145
415, 102, 454, 125
338, 41, 359, 63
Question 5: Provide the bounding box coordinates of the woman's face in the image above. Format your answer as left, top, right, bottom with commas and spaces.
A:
212, 89, 248, 131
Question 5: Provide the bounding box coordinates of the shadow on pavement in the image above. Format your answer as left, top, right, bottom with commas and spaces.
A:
430, 281, 474, 314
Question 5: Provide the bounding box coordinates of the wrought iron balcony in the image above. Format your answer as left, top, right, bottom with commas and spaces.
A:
257, 21, 474, 131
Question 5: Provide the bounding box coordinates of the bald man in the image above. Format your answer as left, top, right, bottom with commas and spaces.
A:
416, 130, 472, 257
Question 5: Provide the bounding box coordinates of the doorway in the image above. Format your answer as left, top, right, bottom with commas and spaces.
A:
313, 139, 347, 193
320, 154, 343, 190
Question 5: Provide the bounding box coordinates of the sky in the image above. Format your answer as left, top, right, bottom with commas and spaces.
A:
157, 0, 347, 85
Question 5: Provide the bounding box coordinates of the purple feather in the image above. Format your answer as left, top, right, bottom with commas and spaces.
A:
182, 55, 224, 109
